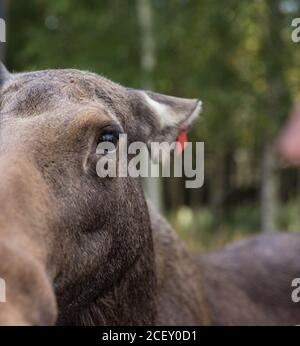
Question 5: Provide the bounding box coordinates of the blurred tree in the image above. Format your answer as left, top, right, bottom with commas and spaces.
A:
136, 0, 163, 211
259, 0, 291, 231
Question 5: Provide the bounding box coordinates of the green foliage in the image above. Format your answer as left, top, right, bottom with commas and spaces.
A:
7, 0, 140, 85
7, 0, 298, 141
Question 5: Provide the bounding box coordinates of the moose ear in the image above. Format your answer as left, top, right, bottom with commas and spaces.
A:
0, 62, 12, 87
130, 89, 202, 145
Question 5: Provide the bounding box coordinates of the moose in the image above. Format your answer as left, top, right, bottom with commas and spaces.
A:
0, 63, 299, 325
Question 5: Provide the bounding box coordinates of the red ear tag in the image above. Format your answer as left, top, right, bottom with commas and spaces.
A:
176, 130, 188, 156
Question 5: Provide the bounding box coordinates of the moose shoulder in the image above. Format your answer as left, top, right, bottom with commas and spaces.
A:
0, 63, 299, 325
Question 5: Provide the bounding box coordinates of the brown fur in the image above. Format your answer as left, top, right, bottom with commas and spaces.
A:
0, 64, 299, 325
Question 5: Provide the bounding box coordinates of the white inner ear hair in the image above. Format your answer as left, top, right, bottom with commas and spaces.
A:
181, 100, 202, 129
142, 92, 182, 129
142, 92, 202, 130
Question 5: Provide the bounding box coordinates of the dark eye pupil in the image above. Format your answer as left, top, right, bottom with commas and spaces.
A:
99, 131, 120, 145
97, 128, 122, 155
102, 133, 115, 142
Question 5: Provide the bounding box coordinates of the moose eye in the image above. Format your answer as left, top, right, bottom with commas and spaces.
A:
96, 126, 123, 155
99, 132, 119, 146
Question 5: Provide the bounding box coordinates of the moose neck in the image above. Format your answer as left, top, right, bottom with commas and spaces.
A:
56, 199, 157, 326
76, 244, 157, 326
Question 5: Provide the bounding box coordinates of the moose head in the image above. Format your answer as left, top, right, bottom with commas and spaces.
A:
0, 63, 201, 325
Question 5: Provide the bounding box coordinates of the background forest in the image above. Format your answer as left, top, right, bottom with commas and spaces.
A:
2, 0, 300, 250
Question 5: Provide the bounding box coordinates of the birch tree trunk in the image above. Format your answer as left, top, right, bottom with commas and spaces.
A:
260, 140, 278, 232
136, 0, 163, 211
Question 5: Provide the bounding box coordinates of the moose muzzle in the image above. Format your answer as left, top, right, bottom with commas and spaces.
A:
0, 153, 57, 325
